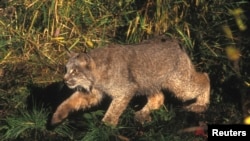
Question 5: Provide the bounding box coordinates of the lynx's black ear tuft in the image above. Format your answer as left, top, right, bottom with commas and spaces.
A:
66, 51, 79, 59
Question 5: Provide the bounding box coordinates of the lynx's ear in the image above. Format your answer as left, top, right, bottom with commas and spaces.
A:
64, 47, 78, 57
85, 53, 96, 70
67, 51, 78, 57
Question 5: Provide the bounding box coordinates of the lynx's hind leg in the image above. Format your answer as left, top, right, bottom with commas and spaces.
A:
51, 89, 102, 125
184, 73, 210, 113
134, 92, 164, 124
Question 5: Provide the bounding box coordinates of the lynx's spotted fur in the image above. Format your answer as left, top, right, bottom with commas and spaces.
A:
51, 37, 210, 126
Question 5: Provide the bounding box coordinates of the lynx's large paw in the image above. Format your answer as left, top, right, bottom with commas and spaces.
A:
134, 111, 152, 124
102, 116, 119, 127
51, 112, 65, 125
184, 104, 208, 113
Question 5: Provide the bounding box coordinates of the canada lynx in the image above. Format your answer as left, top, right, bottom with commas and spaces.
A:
51, 37, 210, 126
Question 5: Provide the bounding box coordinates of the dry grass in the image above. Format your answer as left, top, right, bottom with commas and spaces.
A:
0, 0, 249, 140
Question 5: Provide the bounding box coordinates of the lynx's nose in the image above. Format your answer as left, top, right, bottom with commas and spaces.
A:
63, 75, 68, 82
63, 75, 72, 86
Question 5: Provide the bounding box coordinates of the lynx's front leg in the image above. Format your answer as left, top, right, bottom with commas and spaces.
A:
51, 89, 102, 125
102, 93, 133, 126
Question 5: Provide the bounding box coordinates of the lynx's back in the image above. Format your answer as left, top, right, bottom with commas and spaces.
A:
88, 38, 196, 95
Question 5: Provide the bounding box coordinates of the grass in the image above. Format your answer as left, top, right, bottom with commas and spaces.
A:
0, 0, 250, 140
2, 107, 74, 141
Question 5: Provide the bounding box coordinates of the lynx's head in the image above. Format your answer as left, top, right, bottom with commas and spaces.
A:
64, 52, 96, 92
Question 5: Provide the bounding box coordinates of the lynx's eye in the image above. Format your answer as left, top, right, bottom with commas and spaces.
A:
69, 69, 77, 75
